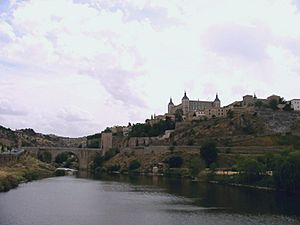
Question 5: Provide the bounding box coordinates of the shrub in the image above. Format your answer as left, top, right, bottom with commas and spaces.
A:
200, 142, 218, 167
104, 148, 119, 161
237, 158, 265, 183
168, 156, 183, 168
129, 160, 141, 171
273, 151, 300, 192
38, 150, 52, 163
189, 158, 201, 177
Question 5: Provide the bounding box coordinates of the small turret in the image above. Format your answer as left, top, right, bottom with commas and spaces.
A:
182, 91, 189, 101
182, 91, 190, 114
213, 93, 221, 108
168, 97, 175, 114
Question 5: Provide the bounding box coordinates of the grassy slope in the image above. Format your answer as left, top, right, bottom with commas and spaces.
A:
0, 156, 55, 192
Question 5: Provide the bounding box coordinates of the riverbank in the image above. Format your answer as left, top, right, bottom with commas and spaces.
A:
0, 155, 55, 192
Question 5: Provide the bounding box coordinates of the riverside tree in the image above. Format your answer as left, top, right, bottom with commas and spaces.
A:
200, 142, 218, 167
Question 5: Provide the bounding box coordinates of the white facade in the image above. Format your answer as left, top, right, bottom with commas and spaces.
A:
291, 99, 300, 111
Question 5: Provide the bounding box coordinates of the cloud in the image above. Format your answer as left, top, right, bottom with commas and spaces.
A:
57, 108, 91, 122
1, 0, 300, 136
0, 21, 15, 43
0, 100, 27, 116
75, 0, 180, 29
293, 0, 300, 10
203, 23, 271, 61
95, 69, 146, 108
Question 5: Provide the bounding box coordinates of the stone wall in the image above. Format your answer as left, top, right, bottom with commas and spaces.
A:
120, 145, 287, 155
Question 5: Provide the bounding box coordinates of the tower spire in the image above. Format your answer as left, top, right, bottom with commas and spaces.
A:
169, 97, 174, 105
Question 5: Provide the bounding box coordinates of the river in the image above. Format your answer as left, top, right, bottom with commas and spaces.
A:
0, 175, 300, 225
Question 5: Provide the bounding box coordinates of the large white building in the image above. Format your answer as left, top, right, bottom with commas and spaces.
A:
290, 99, 300, 111
168, 92, 221, 115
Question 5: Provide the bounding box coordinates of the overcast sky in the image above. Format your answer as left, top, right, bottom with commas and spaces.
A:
1, 0, 300, 137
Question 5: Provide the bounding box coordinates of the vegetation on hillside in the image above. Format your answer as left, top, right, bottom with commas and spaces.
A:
129, 117, 175, 137
0, 156, 54, 192
200, 142, 218, 167
0, 125, 86, 148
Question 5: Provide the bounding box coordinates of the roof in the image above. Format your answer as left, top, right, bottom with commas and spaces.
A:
182, 91, 189, 100
189, 100, 213, 104
214, 94, 220, 102
168, 98, 174, 105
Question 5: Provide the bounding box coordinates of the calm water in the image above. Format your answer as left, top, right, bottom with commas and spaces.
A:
0, 175, 300, 225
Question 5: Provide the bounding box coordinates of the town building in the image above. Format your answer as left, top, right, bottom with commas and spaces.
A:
290, 99, 300, 111
168, 92, 221, 115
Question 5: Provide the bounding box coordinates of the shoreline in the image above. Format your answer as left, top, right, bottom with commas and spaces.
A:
0, 156, 55, 192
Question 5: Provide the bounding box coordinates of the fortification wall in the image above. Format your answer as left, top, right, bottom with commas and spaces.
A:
120, 145, 287, 155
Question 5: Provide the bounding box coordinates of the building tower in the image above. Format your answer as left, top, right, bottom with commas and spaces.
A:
213, 93, 221, 108
182, 91, 190, 114
168, 98, 175, 114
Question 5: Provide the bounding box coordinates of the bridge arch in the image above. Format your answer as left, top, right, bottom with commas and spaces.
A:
25, 147, 102, 170
53, 151, 80, 170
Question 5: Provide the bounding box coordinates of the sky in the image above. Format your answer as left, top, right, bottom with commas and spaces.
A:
1, 0, 300, 137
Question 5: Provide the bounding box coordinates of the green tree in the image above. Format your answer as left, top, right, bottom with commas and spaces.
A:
200, 142, 218, 167
168, 156, 183, 168
269, 99, 279, 110
189, 158, 201, 177
273, 151, 300, 192
90, 153, 104, 172
129, 160, 141, 171
38, 150, 52, 163
237, 158, 265, 183
175, 109, 183, 122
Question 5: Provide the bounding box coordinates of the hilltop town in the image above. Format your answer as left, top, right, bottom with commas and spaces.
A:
1, 92, 300, 154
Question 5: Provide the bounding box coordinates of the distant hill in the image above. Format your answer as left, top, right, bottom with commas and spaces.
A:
0, 125, 86, 148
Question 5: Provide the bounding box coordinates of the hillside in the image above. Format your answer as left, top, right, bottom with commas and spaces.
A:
0, 125, 86, 148
170, 109, 300, 148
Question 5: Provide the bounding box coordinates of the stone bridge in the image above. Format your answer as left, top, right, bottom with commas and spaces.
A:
24, 147, 102, 170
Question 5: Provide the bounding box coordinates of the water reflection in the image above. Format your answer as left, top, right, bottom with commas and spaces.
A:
90, 174, 300, 216
0, 174, 299, 225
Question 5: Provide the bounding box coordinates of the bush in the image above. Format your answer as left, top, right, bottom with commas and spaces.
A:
90, 153, 104, 172
107, 164, 121, 173
189, 158, 201, 177
168, 156, 183, 168
273, 151, 300, 192
38, 150, 52, 163
187, 139, 194, 146
129, 160, 141, 171
129, 117, 175, 137
168, 146, 175, 152
237, 158, 265, 183
200, 142, 218, 167
104, 148, 119, 161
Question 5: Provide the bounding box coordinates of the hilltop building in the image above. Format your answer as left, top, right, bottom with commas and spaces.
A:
290, 99, 300, 111
168, 92, 221, 115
